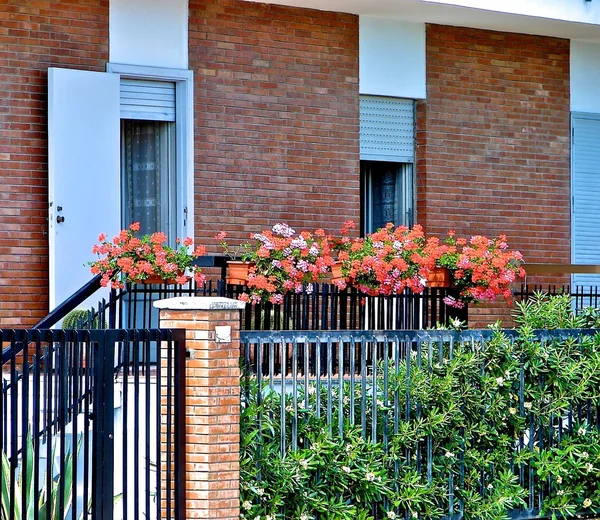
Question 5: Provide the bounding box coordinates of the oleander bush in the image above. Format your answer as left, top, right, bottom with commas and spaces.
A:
240, 294, 600, 520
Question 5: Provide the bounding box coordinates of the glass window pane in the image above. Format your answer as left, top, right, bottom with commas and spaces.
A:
121, 119, 176, 241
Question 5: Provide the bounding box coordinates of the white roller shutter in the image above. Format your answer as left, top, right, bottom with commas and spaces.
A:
572, 114, 600, 290
360, 96, 414, 162
120, 79, 175, 121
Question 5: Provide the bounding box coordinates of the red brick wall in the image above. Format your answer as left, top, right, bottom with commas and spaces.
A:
0, 1, 109, 327
417, 25, 571, 326
188, 0, 360, 250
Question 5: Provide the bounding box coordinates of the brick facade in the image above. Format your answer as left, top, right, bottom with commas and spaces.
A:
0, 3, 575, 328
0, 1, 109, 326
188, 0, 360, 252
417, 25, 571, 326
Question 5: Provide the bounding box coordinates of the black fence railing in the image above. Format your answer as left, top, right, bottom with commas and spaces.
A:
514, 283, 600, 311
64, 278, 467, 332
1, 328, 186, 520
240, 328, 600, 520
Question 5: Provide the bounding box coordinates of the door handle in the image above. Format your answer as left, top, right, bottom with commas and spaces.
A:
57, 216, 65, 223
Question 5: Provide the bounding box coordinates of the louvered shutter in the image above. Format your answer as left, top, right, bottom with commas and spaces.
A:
360, 96, 414, 162
120, 79, 175, 121
572, 114, 600, 290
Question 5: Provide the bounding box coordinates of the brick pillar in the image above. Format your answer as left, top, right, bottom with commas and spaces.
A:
155, 297, 246, 520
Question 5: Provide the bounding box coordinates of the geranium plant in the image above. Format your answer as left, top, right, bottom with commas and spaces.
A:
334, 223, 440, 296
215, 231, 252, 260
436, 231, 525, 308
239, 223, 334, 304
89, 222, 206, 289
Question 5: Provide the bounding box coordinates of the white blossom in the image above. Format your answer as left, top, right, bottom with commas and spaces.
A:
584, 499, 592, 508
387, 512, 397, 519
496, 376, 505, 386
365, 472, 376, 481
342, 466, 351, 474
445, 451, 455, 458
578, 427, 587, 436
524, 401, 532, 410
243, 501, 252, 511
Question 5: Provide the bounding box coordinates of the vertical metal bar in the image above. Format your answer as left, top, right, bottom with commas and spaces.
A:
326, 337, 333, 436
371, 337, 378, 442
361, 335, 367, 439
58, 331, 67, 520
71, 335, 79, 520
92, 330, 116, 520
316, 339, 321, 421
166, 330, 173, 520
338, 336, 344, 437
32, 334, 42, 520
20, 334, 30, 520
133, 333, 141, 520
280, 339, 286, 457
292, 338, 298, 451
145, 333, 151, 520
349, 337, 356, 426
173, 332, 187, 520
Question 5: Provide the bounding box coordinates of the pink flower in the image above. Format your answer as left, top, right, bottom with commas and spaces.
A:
215, 231, 227, 240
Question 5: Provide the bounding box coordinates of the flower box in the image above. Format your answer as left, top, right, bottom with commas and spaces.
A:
427, 267, 452, 288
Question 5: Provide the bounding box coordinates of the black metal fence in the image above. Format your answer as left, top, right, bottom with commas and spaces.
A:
1, 328, 186, 520
240, 328, 600, 519
515, 283, 600, 312
70, 279, 467, 332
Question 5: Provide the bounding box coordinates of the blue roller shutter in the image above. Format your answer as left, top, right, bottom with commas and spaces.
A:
572, 114, 600, 289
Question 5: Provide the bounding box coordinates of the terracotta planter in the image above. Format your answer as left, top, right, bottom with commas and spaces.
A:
331, 261, 344, 282
227, 261, 254, 285
427, 267, 452, 288
139, 273, 188, 285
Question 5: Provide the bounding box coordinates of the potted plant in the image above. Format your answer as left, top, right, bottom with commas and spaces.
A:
328, 220, 356, 285
214, 231, 254, 285
435, 232, 525, 308
239, 223, 334, 304
89, 222, 206, 289
333, 223, 438, 296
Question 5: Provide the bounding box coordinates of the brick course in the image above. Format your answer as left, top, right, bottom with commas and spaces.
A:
417, 25, 571, 325
0, 0, 109, 327
188, 0, 360, 252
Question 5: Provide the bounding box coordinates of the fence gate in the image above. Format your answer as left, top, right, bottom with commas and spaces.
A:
1, 328, 186, 520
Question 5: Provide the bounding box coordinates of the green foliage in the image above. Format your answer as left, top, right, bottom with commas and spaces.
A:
1, 433, 79, 520
241, 295, 600, 519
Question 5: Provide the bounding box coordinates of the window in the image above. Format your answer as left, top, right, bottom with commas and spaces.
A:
360, 96, 415, 234
107, 63, 194, 241
121, 119, 177, 240
361, 161, 413, 234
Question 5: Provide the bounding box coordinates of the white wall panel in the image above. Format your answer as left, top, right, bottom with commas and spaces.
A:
359, 17, 426, 99
110, 0, 188, 69
571, 41, 600, 115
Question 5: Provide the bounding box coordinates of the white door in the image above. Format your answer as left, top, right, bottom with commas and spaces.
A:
48, 68, 121, 310
572, 114, 600, 290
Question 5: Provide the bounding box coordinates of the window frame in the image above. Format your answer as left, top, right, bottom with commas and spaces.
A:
106, 62, 194, 239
